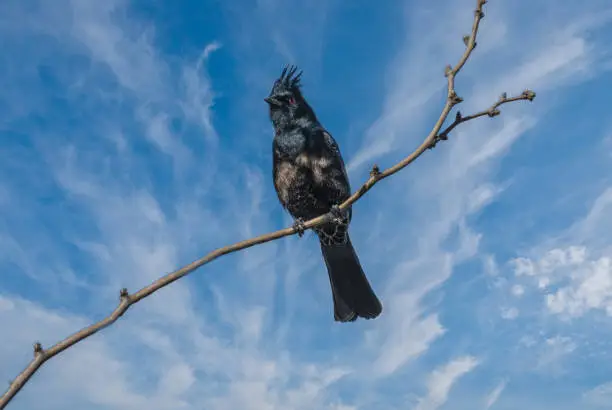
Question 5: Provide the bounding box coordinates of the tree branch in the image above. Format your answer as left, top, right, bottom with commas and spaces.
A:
0, 0, 535, 408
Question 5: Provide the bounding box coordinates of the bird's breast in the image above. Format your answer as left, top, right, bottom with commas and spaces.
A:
274, 150, 333, 207
274, 161, 301, 205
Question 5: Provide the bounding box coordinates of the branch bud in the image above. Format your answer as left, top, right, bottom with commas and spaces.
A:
119, 288, 130, 301
522, 89, 536, 101
369, 164, 381, 178
444, 65, 453, 77
463, 35, 470, 46
500, 92, 507, 101
455, 111, 462, 121
449, 91, 464, 105
487, 109, 501, 117
33, 342, 43, 357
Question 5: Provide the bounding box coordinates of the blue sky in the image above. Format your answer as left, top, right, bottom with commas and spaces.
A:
2, 0, 612, 409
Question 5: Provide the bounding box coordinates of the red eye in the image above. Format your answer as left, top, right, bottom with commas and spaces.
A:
289, 96, 296, 105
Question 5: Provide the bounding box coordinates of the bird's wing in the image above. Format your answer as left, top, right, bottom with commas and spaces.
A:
309, 129, 352, 215
321, 130, 350, 188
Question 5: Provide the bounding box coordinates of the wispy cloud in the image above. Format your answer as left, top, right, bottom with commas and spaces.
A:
535, 336, 577, 376
584, 382, 612, 407
414, 356, 479, 410
484, 380, 507, 409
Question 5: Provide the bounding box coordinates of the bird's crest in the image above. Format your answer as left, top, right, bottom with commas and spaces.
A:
271, 65, 303, 95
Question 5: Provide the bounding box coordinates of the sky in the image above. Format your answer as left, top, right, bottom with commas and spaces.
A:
1, 0, 612, 409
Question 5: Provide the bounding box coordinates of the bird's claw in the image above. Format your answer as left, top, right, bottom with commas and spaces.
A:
292, 218, 306, 237
329, 204, 346, 225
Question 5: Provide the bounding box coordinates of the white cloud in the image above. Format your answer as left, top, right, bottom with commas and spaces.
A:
540, 247, 588, 273
414, 356, 479, 410
507, 188, 612, 318
373, 307, 446, 377
467, 183, 506, 214
510, 246, 590, 305
465, 117, 537, 170
501, 307, 519, 320
180, 42, 221, 141
546, 255, 612, 318
512, 257, 537, 277
535, 336, 577, 375
484, 380, 507, 409
583, 382, 612, 407
68, 0, 218, 161
483, 255, 500, 276
511, 285, 525, 297
568, 187, 612, 251
481, 36, 590, 105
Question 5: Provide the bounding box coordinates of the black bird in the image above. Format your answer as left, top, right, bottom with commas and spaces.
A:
265, 65, 382, 322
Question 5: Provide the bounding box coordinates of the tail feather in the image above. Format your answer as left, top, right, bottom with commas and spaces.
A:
320, 234, 382, 322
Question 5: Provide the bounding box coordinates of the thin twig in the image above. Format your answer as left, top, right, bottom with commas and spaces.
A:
430, 90, 536, 148
0, 1, 535, 408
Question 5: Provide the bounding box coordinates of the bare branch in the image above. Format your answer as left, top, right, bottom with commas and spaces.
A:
0, 1, 535, 408
430, 89, 536, 148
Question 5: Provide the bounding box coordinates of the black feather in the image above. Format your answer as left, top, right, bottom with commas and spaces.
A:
321, 235, 382, 322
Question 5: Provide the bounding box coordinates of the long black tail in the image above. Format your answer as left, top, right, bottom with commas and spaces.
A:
319, 234, 382, 322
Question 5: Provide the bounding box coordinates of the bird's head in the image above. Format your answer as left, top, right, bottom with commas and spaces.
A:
265, 65, 316, 128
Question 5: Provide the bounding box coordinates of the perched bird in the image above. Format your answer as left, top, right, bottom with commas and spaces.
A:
265, 65, 382, 322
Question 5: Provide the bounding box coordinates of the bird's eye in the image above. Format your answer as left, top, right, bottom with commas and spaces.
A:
288, 96, 296, 105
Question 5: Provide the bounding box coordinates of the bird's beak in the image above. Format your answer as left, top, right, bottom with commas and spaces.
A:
264, 96, 282, 106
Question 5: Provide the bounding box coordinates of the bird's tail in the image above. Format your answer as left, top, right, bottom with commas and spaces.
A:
319, 234, 382, 322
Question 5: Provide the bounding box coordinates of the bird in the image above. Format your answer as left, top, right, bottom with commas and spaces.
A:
265, 65, 382, 322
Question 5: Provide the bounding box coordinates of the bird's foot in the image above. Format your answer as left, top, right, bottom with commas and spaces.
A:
292, 218, 307, 237
328, 204, 346, 225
